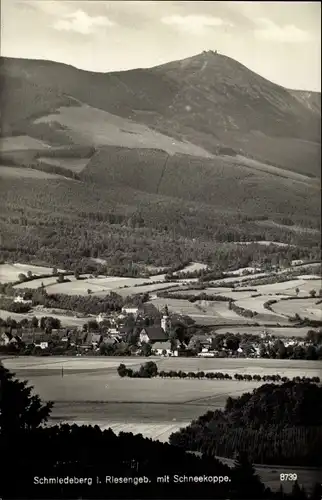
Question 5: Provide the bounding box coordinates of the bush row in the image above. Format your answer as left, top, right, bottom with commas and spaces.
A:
230, 301, 257, 318
117, 364, 320, 383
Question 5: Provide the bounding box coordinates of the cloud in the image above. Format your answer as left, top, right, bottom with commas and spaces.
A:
254, 18, 312, 43
161, 14, 233, 35
53, 9, 115, 35
27, 1, 71, 17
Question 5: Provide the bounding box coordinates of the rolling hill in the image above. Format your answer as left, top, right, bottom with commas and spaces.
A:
0, 52, 320, 268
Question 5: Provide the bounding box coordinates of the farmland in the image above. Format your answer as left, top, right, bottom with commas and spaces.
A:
271, 298, 322, 321
163, 275, 322, 325
3, 356, 321, 404
2, 356, 321, 493
2, 263, 320, 330
2, 356, 265, 428
0, 308, 88, 327
0, 263, 65, 284
215, 326, 317, 338
5, 355, 321, 440
11, 269, 171, 294
40, 275, 171, 296
3, 356, 321, 445
234, 295, 289, 320
148, 296, 246, 325
255, 278, 322, 296
173, 262, 208, 275
13, 276, 66, 289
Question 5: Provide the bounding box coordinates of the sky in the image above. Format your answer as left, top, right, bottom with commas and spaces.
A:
1, 1, 321, 91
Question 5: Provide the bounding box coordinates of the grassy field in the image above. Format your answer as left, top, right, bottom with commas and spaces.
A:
0, 263, 64, 284
0, 309, 88, 327
164, 277, 321, 325
271, 298, 322, 321
234, 295, 289, 319
0, 165, 67, 180
13, 276, 65, 289
34, 274, 170, 296
255, 279, 322, 297
0, 135, 50, 151
13, 275, 178, 296
3, 355, 321, 426
2, 356, 263, 420
149, 296, 246, 324
4, 355, 321, 388
3, 356, 320, 493
35, 104, 213, 158
38, 156, 90, 173
211, 272, 269, 285
173, 262, 208, 275
215, 326, 317, 338
230, 154, 317, 186
115, 282, 179, 297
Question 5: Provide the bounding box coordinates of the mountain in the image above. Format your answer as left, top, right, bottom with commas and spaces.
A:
287, 89, 321, 115
0, 52, 320, 268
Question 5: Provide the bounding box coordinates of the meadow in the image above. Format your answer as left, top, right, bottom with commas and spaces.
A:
38, 156, 90, 173
234, 295, 289, 319
173, 262, 208, 275
13, 276, 67, 289
271, 298, 322, 321
148, 296, 247, 324
255, 278, 322, 296
229, 154, 317, 186
2, 356, 264, 426
4, 356, 321, 394
0, 263, 65, 284
35, 104, 212, 158
42, 275, 172, 296
0, 135, 50, 151
215, 326, 317, 338
0, 309, 88, 327
3, 356, 321, 493
0, 165, 66, 180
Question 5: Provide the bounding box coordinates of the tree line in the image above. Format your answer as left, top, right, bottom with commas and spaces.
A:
1, 362, 322, 499
117, 362, 320, 384
169, 382, 322, 467
1, 172, 320, 271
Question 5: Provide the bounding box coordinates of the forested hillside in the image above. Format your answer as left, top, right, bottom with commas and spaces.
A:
0, 52, 320, 269
169, 382, 322, 466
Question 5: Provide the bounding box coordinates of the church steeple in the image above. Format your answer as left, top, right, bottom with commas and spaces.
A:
161, 305, 170, 335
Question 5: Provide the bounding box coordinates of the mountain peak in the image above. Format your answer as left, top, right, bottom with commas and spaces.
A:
201, 49, 218, 56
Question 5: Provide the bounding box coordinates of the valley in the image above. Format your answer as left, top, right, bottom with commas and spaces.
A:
0, 42, 321, 500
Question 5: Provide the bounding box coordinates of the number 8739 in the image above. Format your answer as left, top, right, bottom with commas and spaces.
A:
280, 473, 298, 481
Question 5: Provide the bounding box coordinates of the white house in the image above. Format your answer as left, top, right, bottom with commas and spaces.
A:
34, 341, 49, 350
96, 313, 110, 324
291, 259, 304, 266
0, 332, 12, 345
14, 294, 32, 304
122, 307, 139, 317
153, 341, 178, 356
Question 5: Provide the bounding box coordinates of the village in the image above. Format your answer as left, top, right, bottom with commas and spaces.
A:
1, 294, 321, 360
